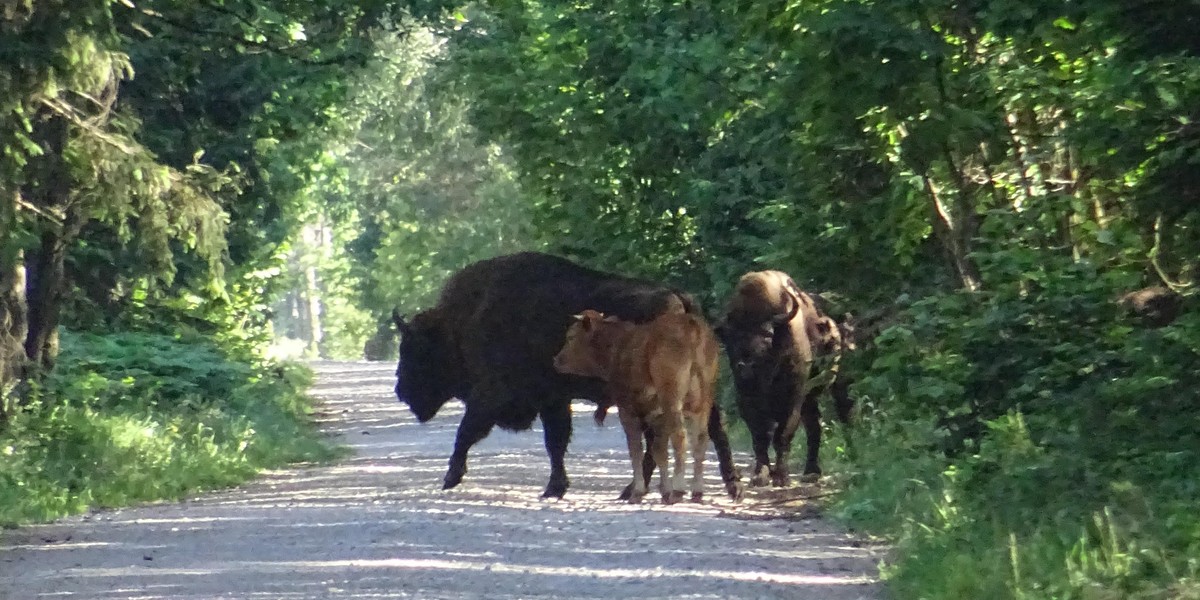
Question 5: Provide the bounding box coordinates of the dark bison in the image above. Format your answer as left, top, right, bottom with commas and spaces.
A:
392, 251, 741, 499
716, 270, 853, 487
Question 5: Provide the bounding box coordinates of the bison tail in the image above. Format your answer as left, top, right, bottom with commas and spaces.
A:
594, 405, 609, 426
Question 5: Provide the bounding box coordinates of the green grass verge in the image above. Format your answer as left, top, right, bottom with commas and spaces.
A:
0, 332, 341, 527
826, 406, 1200, 600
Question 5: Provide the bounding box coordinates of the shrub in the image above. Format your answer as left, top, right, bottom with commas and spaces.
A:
838, 252, 1200, 598
0, 332, 336, 526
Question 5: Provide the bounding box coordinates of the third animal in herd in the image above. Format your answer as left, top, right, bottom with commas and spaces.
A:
716, 270, 854, 487
553, 309, 720, 504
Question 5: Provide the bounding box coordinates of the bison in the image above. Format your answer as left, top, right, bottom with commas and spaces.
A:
716, 270, 853, 487
553, 309, 720, 503
392, 252, 742, 499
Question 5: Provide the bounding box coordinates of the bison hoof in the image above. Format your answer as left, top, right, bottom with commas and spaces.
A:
799, 472, 821, 484
690, 491, 704, 504
627, 492, 645, 504
442, 467, 465, 490
750, 474, 771, 487
542, 472, 569, 499
542, 480, 569, 499
771, 474, 791, 488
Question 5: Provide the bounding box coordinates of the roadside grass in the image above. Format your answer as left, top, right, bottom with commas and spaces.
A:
0, 332, 341, 527
829, 415, 1200, 600
823, 273, 1200, 600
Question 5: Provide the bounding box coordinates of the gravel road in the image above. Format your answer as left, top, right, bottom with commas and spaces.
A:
0, 361, 883, 599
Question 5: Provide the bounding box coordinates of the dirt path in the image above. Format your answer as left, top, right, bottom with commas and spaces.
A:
0, 361, 883, 599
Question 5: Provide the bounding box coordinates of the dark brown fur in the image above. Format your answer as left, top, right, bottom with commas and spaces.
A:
1119, 285, 1182, 328
393, 252, 741, 499
716, 270, 853, 487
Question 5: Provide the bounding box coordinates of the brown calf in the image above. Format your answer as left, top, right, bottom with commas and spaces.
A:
553, 309, 719, 503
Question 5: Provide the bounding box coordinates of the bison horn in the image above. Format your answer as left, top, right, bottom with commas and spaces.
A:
773, 291, 801, 325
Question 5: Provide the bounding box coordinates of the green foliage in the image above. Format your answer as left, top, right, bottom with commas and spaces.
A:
0, 332, 335, 526
424, 3, 1200, 597
274, 24, 539, 357
840, 248, 1200, 598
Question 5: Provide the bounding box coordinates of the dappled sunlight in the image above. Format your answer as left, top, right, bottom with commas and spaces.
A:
0, 362, 881, 599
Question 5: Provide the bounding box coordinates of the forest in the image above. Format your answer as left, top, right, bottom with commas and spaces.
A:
2, 1, 1198, 598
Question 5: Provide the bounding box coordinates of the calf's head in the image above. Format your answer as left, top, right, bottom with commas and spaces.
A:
552, 309, 610, 378
393, 308, 457, 423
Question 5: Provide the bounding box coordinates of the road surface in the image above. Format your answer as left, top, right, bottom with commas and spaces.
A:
0, 361, 883, 599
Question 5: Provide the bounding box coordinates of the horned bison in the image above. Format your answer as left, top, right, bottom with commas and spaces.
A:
392, 252, 741, 499
553, 310, 719, 503
716, 270, 853, 487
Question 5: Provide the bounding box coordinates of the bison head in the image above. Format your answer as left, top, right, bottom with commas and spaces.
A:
717, 295, 800, 383
393, 308, 458, 423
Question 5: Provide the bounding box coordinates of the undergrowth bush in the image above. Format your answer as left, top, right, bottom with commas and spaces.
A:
836, 252, 1200, 599
0, 332, 337, 526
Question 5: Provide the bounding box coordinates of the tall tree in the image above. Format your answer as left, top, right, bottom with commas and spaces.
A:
0, 2, 228, 417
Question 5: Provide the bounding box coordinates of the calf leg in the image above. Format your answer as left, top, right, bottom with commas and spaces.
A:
539, 400, 573, 498
445, 406, 496, 490
668, 418, 688, 504
689, 418, 709, 503
649, 423, 673, 503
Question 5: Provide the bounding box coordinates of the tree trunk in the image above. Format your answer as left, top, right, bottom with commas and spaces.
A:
304, 262, 323, 358
24, 228, 73, 372
923, 172, 982, 291
20, 112, 77, 375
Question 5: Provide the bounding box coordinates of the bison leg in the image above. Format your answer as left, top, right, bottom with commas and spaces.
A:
797, 396, 822, 483
445, 407, 496, 490
649, 425, 674, 504
744, 413, 774, 487
706, 405, 743, 500
770, 404, 808, 487
538, 401, 573, 499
